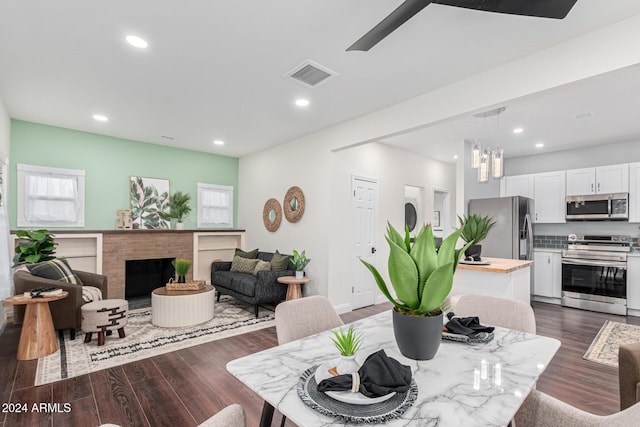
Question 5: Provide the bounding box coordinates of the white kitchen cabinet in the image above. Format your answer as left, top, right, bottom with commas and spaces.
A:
629, 163, 640, 223
533, 250, 561, 300
533, 171, 566, 223
628, 255, 640, 316
500, 174, 534, 198
566, 164, 629, 196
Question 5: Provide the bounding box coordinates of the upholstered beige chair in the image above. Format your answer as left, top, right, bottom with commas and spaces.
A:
275, 295, 344, 344
514, 389, 640, 426
198, 404, 246, 427
452, 294, 536, 334
619, 342, 640, 410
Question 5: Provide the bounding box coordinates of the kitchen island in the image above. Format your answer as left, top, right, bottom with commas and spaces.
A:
452, 257, 533, 304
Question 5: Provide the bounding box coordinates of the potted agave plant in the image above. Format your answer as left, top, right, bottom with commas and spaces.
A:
457, 214, 496, 261
360, 223, 470, 360
331, 326, 364, 375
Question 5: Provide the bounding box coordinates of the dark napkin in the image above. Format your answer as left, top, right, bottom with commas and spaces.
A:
443, 312, 495, 337
317, 349, 412, 398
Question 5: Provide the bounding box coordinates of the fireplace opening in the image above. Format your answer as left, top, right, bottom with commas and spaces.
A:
125, 258, 175, 299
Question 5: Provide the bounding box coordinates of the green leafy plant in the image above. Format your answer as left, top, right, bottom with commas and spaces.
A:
160, 191, 192, 223
457, 214, 497, 245
360, 223, 470, 316
172, 258, 192, 277
292, 249, 310, 271
330, 326, 363, 356
12, 229, 57, 267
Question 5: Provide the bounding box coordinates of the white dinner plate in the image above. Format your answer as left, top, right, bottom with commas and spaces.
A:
314, 362, 395, 405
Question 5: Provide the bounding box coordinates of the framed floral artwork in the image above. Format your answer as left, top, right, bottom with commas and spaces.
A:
129, 176, 170, 229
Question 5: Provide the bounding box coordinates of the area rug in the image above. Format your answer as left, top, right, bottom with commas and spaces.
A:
35, 296, 275, 385
583, 320, 640, 367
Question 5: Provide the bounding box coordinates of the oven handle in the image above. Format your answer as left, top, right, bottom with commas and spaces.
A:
561, 258, 627, 269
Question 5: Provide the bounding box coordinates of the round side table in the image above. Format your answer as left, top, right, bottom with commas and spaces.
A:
151, 285, 215, 327
277, 276, 311, 300
3, 292, 68, 360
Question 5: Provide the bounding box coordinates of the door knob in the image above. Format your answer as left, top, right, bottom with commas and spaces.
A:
371, 247, 377, 254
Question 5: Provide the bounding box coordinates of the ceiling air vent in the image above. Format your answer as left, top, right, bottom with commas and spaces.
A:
285, 60, 337, 88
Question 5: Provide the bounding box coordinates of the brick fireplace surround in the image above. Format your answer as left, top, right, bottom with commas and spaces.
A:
103, 231, 194, 299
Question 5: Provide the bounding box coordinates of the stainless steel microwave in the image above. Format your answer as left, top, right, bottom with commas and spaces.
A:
565, 193, 629, 221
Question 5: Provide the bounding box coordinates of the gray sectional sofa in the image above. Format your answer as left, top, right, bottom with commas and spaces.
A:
211, 251, 295, 317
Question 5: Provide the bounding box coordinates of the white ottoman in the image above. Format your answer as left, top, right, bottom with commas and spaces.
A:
81, 299, 129, 346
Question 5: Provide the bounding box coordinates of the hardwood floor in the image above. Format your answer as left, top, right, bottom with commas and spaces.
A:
0, 301, 638, 426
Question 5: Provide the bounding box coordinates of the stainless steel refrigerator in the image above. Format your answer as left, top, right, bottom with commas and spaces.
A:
468, 196, 535, 289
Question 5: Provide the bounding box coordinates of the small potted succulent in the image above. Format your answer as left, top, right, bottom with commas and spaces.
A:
457, 214, 496, 261
172, 258, 192, 283
331, 326, 363, 375
292, 249, 310, 279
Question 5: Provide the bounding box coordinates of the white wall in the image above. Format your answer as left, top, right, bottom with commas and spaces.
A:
238, 15, 640, 309
239, 140, 456, 308
0, 96, 10, 333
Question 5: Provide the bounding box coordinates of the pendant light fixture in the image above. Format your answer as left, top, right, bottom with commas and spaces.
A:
473, 107, 506, 183
471, 117, 481, 169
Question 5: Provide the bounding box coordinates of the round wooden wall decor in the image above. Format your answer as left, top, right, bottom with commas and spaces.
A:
283, 186, 305, 223
263, 198, 282, 232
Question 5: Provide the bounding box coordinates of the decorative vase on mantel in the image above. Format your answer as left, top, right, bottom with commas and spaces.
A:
175, 222, 185, 230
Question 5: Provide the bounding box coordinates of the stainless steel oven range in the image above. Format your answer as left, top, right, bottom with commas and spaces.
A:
561, 234, 629, 315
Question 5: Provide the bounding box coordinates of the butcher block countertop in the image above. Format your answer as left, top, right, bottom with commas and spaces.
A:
457, 257, 533, 274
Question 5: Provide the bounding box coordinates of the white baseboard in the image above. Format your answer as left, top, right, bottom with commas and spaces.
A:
627, 308, 640, 317
334, 303, 352, 314
532, 295, 561, 305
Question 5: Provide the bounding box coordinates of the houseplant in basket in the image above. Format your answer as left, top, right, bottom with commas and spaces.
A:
160, 191, 192, 230
360, 223, 470, 360
172, 258, 192, 283
292, 249, 310, 279
457, 214, 496, 261
12, 229, 57, 267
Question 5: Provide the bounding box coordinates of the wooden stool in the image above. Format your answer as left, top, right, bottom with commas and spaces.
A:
81, 299, 128, 346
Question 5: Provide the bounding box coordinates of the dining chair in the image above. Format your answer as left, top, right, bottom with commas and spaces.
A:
198, 404, 246, 427
619, 342, 640, 410
275, 295, 344, 344
452, 294, 536, 334
514, 389, 640, 426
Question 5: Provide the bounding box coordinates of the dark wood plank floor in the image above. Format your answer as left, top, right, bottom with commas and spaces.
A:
1, 301, 638, 426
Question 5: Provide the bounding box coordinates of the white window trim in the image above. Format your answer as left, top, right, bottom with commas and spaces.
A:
197, 183, 234, 228
17, 163, 86, 227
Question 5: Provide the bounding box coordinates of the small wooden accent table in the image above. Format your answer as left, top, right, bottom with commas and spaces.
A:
277, 276, 310, 300
3, 292, 68, 360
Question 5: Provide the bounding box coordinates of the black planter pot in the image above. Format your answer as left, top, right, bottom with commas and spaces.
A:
177, 275, 186, 283
464, 244, 482, 261
392, 309, 443, 360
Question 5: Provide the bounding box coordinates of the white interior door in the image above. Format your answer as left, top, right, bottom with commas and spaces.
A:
351, 176, 378, 309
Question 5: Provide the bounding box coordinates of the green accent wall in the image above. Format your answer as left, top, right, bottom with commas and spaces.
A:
9, 120, 239, 230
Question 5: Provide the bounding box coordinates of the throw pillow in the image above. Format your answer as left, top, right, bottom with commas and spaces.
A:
235, 248, 259, 259
270, 250, 290, 271
27, 258, 84, 285
253, 259, 271, 275
230, 256, 260, 274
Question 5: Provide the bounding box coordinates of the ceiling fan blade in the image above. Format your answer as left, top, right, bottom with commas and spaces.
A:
433, 0, 578, 19
347, 0, 433, 52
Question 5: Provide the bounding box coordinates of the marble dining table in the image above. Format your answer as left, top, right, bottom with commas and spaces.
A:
226, 309, 561, 426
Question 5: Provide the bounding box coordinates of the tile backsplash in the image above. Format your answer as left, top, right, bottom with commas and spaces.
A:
534, 235, 568, 249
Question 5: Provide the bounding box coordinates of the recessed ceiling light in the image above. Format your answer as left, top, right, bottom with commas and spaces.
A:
535, 143, 544, 148
213, 140, 224, 146
453, 155, 458, 160
295, 98, 310, 107
93, 114, 108, 122
126, 35, 148, 49
513, 128, 523, 134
